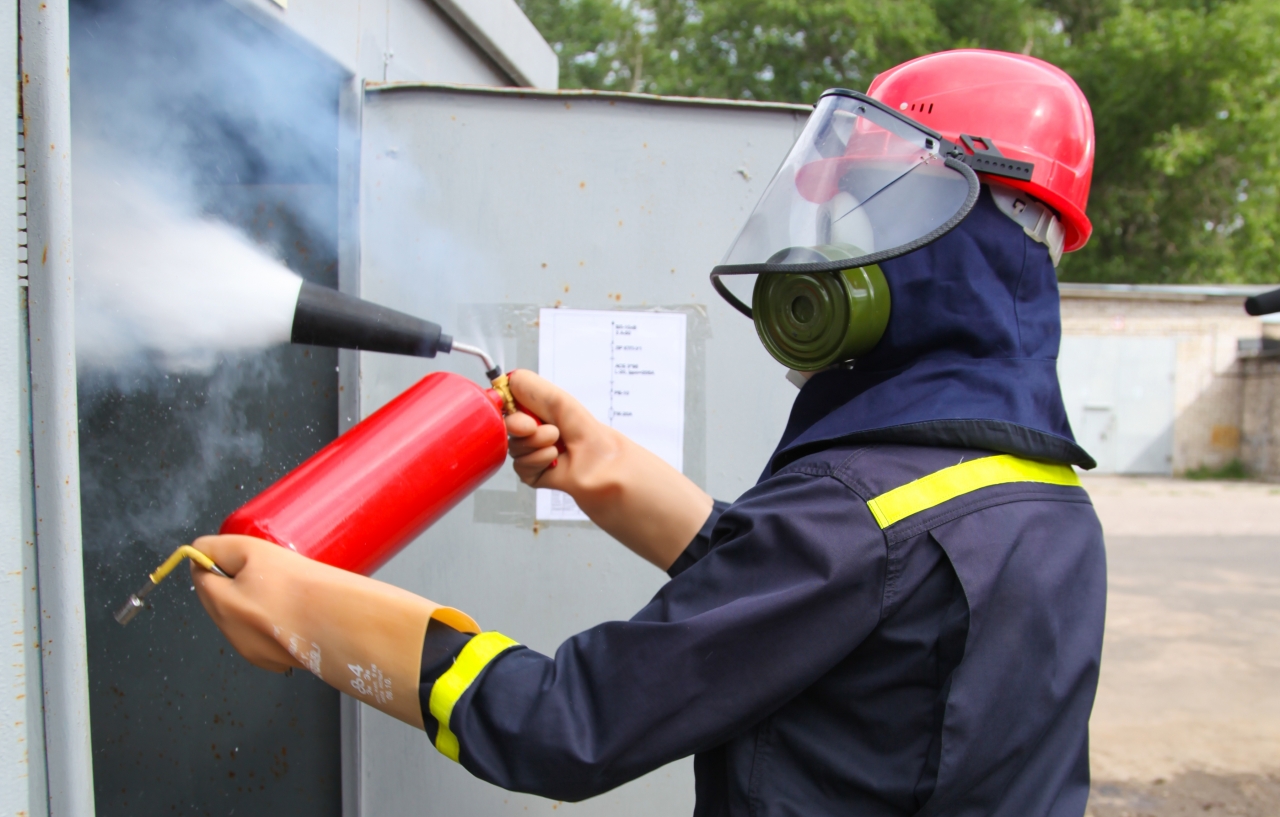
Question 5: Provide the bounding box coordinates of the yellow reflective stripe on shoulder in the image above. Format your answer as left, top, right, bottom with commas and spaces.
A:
428, 631, 520, 762
865, 454, 1081, 530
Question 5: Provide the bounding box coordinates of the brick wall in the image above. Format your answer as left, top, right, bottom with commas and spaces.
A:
1241, 356, 1280, 477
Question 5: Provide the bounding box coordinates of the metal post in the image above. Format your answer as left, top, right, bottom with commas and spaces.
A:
337, 73, 364, 817
19, 0, 95, 813
0, 0, 42, 810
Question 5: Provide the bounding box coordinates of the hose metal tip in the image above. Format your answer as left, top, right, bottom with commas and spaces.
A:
114, 580, 156, 626
114, 594, 144, 626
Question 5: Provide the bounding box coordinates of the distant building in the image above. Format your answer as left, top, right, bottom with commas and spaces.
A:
1058, 283, 1278, 478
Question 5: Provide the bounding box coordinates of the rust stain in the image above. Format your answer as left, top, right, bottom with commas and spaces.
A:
578, 181, 586, 189
563, 284, 570, 293
40, 246, 46, 264
1210, 425, 1241, 449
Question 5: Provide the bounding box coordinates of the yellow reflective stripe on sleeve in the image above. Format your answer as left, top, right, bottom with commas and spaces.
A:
428, 631, 520, 762
865, 454, 1081, 530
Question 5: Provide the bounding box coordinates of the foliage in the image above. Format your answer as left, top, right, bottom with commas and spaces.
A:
1052, 0, 1280, 283
1182, 458, 1250, 480
517, 0, 1280, 285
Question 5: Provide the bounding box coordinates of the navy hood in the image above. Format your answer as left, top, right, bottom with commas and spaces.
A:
766, 186, 1094, 477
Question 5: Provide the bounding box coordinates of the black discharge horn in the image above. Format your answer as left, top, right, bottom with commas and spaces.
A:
1244, 286, 1280, 317
290, 282, 502, 380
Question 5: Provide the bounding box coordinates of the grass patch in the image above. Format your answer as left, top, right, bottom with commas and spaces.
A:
1183, 459, 1250, 481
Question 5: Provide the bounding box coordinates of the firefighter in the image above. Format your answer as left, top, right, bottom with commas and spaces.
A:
194, 49, 1106, 815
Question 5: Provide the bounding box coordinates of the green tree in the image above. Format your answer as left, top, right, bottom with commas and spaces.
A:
1053, 0, 1280, 283
518, 0, 1280, 285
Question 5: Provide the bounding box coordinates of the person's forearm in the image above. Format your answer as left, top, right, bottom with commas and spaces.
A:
193, 535, 478, 728
567, 427, 713, 570
279, 568, 461, 726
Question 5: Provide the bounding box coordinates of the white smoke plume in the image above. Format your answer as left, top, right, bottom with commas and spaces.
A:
69, 0, 350, 556
70, 0, 345, 374
74, 160, 303, 372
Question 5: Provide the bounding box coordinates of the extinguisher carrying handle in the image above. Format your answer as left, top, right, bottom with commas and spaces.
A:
512, 400, 567, 465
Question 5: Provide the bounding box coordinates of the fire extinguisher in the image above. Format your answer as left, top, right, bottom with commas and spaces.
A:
116, 283, 524, 625
219, 370, 508, 575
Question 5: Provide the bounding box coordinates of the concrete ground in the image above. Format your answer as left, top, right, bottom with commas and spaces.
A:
1080, 475, 1280, 816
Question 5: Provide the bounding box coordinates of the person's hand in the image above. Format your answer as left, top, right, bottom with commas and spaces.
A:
189, 534, 307, 674
503, 370, 713, 569
191, 534, 479, 728
504, 369, 615, 494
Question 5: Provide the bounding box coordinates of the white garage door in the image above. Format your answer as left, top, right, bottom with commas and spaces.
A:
1058, 336, 1176, 474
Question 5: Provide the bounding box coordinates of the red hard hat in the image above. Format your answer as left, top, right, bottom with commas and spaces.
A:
867, 49, 1095, 252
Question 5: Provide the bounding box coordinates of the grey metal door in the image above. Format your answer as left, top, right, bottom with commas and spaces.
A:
351, 85, 810, 816
1058, 336, 1177, 474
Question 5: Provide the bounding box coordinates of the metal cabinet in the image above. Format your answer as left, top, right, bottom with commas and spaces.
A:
350, 85, 808, 816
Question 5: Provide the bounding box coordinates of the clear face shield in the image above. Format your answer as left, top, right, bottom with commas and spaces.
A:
711, 90, 996, 371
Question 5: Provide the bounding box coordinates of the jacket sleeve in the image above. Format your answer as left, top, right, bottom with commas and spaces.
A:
418, 471, 889, 801
666, 498, 731, 578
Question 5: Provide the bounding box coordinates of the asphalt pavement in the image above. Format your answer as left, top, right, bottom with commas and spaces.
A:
1080, 476, 1280, 816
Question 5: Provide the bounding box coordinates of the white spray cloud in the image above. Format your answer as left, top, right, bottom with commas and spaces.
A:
74, 161, 303, 372
70, 0, 344, 374
69, 0, 349, 557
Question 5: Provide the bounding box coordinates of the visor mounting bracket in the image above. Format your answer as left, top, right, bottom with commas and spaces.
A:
953, 134, 1035, 182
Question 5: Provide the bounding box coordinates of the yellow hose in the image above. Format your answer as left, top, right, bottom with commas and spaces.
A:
115, 545, 230, 626
149, 545, 227, 584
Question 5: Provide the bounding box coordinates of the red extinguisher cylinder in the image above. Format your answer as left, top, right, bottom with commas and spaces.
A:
221, 372, 508, 575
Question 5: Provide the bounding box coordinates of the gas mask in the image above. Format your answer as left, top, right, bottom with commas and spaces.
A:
712, 89, 1035, 372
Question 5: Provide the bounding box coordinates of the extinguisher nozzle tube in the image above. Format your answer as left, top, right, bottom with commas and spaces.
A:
291, 282, 452, 359
451, 342, 502, 382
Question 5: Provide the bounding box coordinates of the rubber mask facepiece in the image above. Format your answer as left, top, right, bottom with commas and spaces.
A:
711, 89, 992, 371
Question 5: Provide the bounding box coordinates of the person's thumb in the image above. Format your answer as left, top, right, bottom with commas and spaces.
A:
507, 369, 594, 441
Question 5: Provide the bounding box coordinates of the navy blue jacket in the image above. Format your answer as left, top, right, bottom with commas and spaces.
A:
418, 189, 1107, 815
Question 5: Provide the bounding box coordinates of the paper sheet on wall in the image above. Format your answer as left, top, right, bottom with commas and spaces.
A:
536, 308, 687, 521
